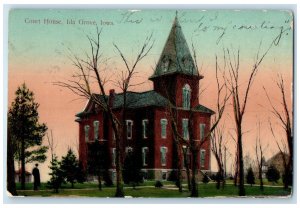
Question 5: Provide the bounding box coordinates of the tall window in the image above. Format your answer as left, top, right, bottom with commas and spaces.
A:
142, 147, 148, 166
160, 147, 167, 166
126, 120, 133, 139
182, 146, 190, 167
160, 119, 167, 139
93, 120, 99, 141
84, 125, 90, 142
200, 123, 206, 141
142, 119, 149, 139
112, 148, 116, 166
200, 149, 206, 168
182, 119, 189, 140
182, 84, 191, 109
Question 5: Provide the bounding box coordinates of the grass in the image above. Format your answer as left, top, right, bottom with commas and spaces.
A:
16, 182, 291, 198
16, 180, 174, 190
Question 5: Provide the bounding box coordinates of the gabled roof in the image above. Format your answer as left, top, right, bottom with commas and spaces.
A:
149, 14, 199, 79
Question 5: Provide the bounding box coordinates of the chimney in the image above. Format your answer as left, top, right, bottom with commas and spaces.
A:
109, 89, 115, 107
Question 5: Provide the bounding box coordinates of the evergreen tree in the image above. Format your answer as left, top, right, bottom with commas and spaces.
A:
246, 167, 255, 186
47, 155, 65, 193
87, 141, 109, 190
61, 148, 81, 188
266, 165, 280, 184
122, 150, 142, 189
8, 83, 48, 189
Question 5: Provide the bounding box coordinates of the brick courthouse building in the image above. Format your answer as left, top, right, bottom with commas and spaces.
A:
76, 16, 214, 181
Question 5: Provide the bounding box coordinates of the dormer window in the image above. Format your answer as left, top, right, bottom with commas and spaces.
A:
183, 84, 191, 109
161, 56, 170, 72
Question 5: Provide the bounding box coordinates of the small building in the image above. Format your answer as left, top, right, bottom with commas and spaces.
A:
76, 15, 214, 181
15, 169, 32, 183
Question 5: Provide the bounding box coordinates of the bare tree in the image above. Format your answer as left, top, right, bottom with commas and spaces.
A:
254, 120, 266, 191
162, 52, 230, 197
55, 27, 153, 197
225, 40, 274, 196
112, 34, 154, 196
265, 74, 293, 189
46, 130, 57, 162
211, 123, 226, 189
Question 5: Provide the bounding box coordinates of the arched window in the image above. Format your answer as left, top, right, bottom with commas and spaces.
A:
182, 84, 191, 109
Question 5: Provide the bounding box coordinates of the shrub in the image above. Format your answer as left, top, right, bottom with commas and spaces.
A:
104, 173, 113, 187
266, 165, 280, 183
246, 167, 255, 186
155, 181, 163, 188
202, 174, 209, 184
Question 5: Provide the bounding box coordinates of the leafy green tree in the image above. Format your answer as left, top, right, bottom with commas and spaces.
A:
47, 155, 65, 193
246, 167, 255, 186
87, 141, 109, 190
8, 83, 48, 189
61, 148, 84, 188
266, 165, 280, 184
122, 150, 143, 189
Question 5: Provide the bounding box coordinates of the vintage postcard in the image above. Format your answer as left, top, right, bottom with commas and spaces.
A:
7, 8, 293, 198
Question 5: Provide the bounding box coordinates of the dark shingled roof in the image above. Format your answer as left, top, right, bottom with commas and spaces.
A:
76, 90, 214, 117
193, 104, 215, 114
149, 15, 199, 79
110, 90, 170, 109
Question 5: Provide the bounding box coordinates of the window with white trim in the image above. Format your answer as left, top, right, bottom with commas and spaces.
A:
182, 84, 191, 109
93, 120, 99, 141
200, 149, 206, 168
126, 120, 133, 139
182, 119, 189, 140
112, 148, 116, 166
142, 147, 148, 166
200, 123, 206, 141
160, 146, 167, 166
182, 146, 190, 167
84, 125, 90, 142
160, 119, 167, 139
142, 119, 149, 139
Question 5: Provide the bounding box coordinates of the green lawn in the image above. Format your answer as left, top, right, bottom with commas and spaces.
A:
16, 180, 174, 190
16, 182, 291, 198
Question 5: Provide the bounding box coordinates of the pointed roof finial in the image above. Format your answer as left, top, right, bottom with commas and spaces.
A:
176, 10, 178, 18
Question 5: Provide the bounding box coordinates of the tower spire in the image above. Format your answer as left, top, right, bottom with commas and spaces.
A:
149, 12, 198, 80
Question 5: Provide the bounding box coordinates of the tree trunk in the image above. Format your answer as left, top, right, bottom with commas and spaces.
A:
7, 133, 17, 195
71, 181, 74, 188
176, 145, 182, 192
21, 137, 26, 190
237, 126, 245, 196
259, 169, 264, 191
190, 148, 198, 197
177, 168, 182, 192
115, 129, 124, 197
98, 174, 102, 191
184, 152, 191, 191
